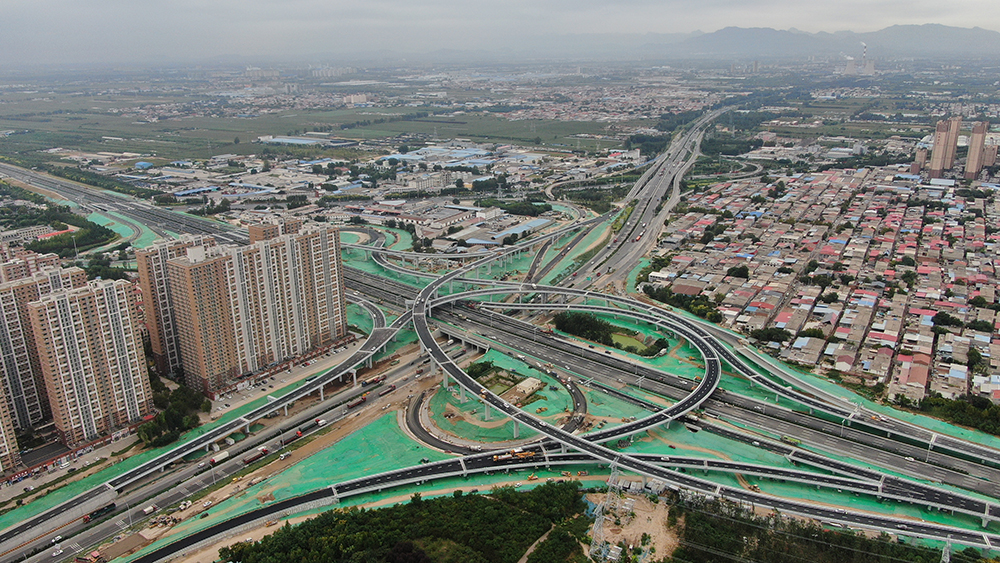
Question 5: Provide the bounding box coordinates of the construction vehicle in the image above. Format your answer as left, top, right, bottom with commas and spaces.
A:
577, 470, 589, 477
527, 473, 538, 481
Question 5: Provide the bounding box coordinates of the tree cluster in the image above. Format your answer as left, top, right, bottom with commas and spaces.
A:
666, 496, 967, 563
916, 394, 1000, 438
553, 312, 615, 346
475, 198, 550, 217
219, 482, 585, 563
24, 210, 117, 258
137, 380, 209, 448
643, 285, 723, 323
41, 166, 161, 199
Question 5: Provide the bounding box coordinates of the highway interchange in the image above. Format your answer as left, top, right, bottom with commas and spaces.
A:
4, 111, 1000, 560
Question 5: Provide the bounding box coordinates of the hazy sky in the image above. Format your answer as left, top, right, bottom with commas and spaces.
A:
3, 0, 998, 66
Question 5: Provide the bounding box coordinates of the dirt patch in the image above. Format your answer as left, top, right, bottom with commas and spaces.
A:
257, 492, 275, 503
586, 491, 679, 560
98, 531, 152, 561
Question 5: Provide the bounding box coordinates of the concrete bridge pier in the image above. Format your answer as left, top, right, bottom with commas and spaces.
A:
320, 385, 325, 402
484, 402, 491, 421
513, 420, 519, 439
459, 386, 466, 403
350, 369, 357, 388
284, 404, 290, 417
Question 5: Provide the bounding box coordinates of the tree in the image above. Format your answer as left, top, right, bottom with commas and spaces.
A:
233, 137, 240, 145
750, 327, 792, 343
932, 312, 963, 328
455, 178, 465, 189
726, 265, 749, 278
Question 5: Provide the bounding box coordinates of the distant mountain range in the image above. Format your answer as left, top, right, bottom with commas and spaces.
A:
393, 24, 1000, 64
663, 24, 1000, 58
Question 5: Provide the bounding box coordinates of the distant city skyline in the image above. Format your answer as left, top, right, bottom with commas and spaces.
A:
3, 0, 999, 66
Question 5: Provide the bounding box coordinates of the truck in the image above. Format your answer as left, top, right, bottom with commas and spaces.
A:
243, 448, 269, 465
316, 419, 327, 427
347, 395, 367, 408
780, 436, 802, 446
281, 432, 302, 446
362, 375, 386, 387
83, 503, 116, 523
209, 451, 229, 465
142, 505, 157, 515
298, 419, 320, 434
492, 448, 534, 462
379, 385, 396, 397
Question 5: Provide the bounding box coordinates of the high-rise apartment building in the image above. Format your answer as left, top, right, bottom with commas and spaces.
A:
0, 267, 87, 429
965, 121, 990, 180
0, 250, 61, 283
136, 235, 217, 377
167, 225, 347, 395
0, 399, 19, 472
28, 280, 152, 447
248, 217, 303, 244
928, 116, 962, 178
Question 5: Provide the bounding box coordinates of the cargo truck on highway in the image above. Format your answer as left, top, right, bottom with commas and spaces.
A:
83, 503, 116, 523
243, 447, 269, 465
347, 394, 367, 408
298, 419, 321, 433
378, 385, 396, 397
210, 451, 229, 465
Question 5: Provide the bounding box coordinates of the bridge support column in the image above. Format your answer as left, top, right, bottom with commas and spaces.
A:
460, 386, 466, 403
366, 356, 373, 368
320, 385, 325, 402
560, 443, 567, 454
284, 404, 289, 417
513, 420, 519, 439
484, 402, 491, 421
205, 444, 211, 452
350, 369, 357, 387
459, 457, 468, 478
245, 423, 251, 434
541, 446, 551, 469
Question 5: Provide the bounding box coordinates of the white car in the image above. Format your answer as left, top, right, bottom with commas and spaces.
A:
52, 549, 64, 558
203, 500, 213, 508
